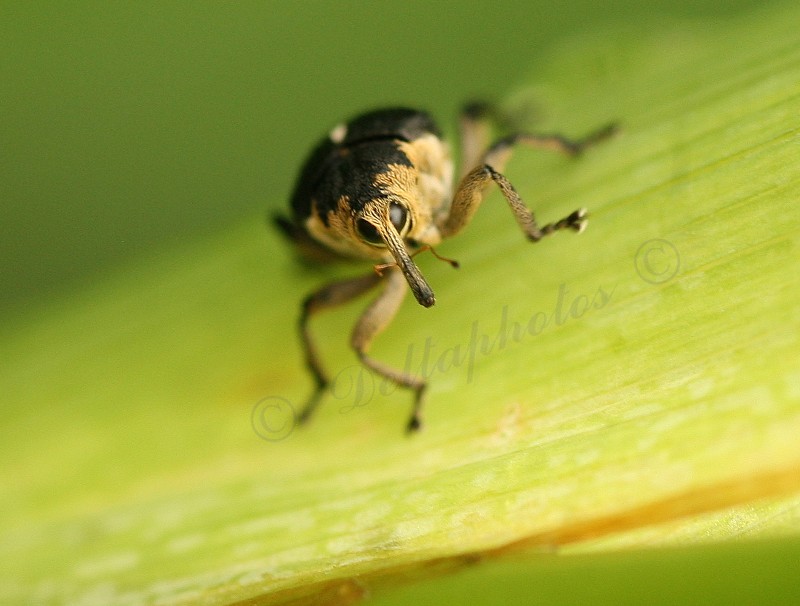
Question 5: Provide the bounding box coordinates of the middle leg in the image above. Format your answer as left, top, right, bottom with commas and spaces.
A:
483, 122, 618, 173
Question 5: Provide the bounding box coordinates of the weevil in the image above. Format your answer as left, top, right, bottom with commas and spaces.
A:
274, 104, 616, 433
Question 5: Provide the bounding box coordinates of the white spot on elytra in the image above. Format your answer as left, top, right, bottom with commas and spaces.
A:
329, 122, 347, 143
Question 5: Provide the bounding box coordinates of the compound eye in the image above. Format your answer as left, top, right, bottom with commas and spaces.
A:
389, 202, 410, 235
356, 218, 384, 246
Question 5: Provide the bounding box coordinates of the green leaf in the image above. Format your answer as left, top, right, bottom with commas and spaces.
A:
2, 2, 800, 605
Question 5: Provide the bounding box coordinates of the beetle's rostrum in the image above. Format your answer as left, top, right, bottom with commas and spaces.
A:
274, 104, 617, 433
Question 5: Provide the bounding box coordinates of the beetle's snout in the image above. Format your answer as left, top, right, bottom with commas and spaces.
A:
378, 220, 435, 308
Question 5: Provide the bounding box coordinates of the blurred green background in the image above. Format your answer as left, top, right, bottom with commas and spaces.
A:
1, 0, 763, 314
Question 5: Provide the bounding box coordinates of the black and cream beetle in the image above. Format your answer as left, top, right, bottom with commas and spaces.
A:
275, 104, 616, 433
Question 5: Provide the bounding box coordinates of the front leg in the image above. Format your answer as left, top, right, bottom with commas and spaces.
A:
297, 272, 383, 424
350, 267, 426, 433
440, 164, 587, 241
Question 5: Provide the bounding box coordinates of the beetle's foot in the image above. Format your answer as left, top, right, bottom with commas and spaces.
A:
568, 208, 588, 233
406, 415, 422, 434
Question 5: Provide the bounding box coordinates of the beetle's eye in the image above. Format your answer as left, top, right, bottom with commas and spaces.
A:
356, 219, 384, 245
357, 203, 410, 246
389, 202, 410, 234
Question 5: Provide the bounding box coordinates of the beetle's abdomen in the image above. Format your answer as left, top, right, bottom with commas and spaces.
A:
342, 108, 441, 145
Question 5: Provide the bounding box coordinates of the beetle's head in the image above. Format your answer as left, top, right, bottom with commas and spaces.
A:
303, 137, 451, 308
354, 197, 435, 307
